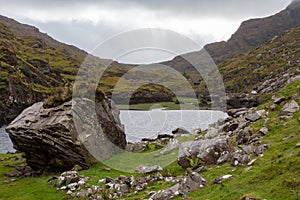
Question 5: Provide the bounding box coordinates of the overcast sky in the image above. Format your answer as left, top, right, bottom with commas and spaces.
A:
0, 0, 293, 63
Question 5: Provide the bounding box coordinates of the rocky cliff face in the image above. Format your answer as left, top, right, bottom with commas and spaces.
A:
6, 97, 126, 173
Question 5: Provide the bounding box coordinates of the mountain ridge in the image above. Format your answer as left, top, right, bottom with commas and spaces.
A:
204, 0, 300, 64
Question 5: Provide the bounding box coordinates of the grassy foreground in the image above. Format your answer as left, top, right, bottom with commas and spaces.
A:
0, 81, 299, 200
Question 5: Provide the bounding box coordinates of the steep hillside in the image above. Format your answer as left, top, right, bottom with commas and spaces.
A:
205, 0, 300, 64
0, 20, 83, 125
219, 24, 300, 94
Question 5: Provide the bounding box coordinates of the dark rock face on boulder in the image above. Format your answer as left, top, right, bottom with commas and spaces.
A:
6, 98, 126, 173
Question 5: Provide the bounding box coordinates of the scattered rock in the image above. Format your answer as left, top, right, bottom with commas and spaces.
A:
217, 152, 230, 164
126, 141, 149, 152
135, 165, 163, 174
179, 170, 208, 194
259, 127, 269, 135
194, 166, 207, 173
279, 100, 299, 116
230, 150, 251, 166
150, 171, 207, 200
247, 158, 257, 166
253, 144, 268, 156
149, 183, 180, 200
172, 127, 189, 135
272, 95, 286, 104
56, 171, 80, 188
213, 174, 233, 184
243, 166, 252, 174
160, 139, 179, 155
245, 112, 261, 122
223, 123, 239, 132
236, 127, 251, 144
270, 103, 276, 111
227, 108, 248, 117
241, 145, 253, 154
282, 135, 294, 141
256, 54, 263, 61
296, 142, 300, 148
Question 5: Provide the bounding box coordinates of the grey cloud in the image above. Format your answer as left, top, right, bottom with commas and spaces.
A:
0, 0, 292, 20
0, 0, 293, 63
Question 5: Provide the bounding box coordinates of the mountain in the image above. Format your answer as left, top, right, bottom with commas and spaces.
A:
204, 0, 300, 64
163, 0, 300, 84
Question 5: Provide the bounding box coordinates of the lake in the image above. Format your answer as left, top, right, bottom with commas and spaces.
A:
0, 109, 227, 153
120, 109, 227, 142
0, 126, 16, 154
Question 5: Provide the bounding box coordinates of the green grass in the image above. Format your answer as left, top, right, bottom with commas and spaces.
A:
0, 154, 65, 200
104, 134, 197, 173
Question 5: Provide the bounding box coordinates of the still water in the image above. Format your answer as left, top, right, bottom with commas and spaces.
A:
120, 109, 227, 142
0, 126, 16, 154
0, 109, 227, 153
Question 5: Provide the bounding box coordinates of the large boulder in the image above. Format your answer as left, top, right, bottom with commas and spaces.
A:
177, 136, 231, 168
6, 97, 126, 173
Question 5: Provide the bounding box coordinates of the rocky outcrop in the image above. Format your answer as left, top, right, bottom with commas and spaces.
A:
177, 105, 272, 170
177, 136, 231, 169
6, 97, 126, 173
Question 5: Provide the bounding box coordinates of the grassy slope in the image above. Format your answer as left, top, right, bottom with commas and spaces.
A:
0, 154, 65, 200
186, 80, 300, 200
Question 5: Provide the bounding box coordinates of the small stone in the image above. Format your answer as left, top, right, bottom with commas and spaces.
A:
296, 142, 300, 148
256, 54, 263, 61
194, 166, 206, 173
270, 104, 276, 111
282, 135, 293, 141
60, 186, 67, 190
259, 127, 269, 135
213, 174, 233, 184
172, 127, 189, 135
135, 165, 163, 174
71, 165, 82, 171
66, 190, 73, 195
253, 144, 268, 156
245, 112, 261, 122
217, 153, 229, 164
98, 178, 105, 184
247, 158, 257, 166
77, 180, 85, 186
272, 95, 285, 105
279, 100, 299, 116
160, 139, 179, 155
243, 166, 252, 174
